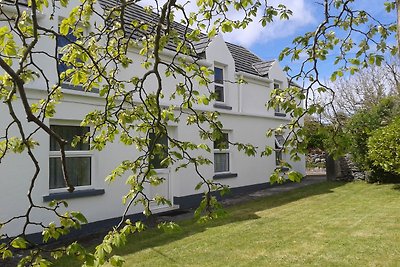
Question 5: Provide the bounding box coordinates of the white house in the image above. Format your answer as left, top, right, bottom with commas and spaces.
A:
0, 0, 305, 238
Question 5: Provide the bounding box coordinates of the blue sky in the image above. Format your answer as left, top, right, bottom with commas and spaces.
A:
223, 0, 397, 81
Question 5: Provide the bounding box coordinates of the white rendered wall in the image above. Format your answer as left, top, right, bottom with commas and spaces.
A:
0, 89, 305, 237
0, 2, 305, 237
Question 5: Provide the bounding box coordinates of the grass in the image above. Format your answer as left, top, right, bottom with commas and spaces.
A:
56, 181, 400, 266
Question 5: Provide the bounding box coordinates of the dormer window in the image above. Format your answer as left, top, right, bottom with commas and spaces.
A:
214, 67, 224, 102
57, 29, 77, 74
56, 26, 98, 92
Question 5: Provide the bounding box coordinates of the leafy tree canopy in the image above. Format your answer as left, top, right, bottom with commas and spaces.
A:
0, 0, 398, 265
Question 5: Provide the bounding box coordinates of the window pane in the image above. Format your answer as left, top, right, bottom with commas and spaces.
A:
57, 31, 77, 49
49, 157, 91, 189
57, 31, 77, 75
149, 132, 168, 169
57, 54, 69, 74
214, 132, 229, 150
215, 85, 224, 102
274, 84, 283, 113
275, 150, 282, 165
50, 125, 90, 151
214, 153, 229, 173
214, 67, 223, 84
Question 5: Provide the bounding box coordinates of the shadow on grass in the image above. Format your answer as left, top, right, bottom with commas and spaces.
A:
391, 184, 400, 191
55, 181, 347, 266
105, 181, 346, 258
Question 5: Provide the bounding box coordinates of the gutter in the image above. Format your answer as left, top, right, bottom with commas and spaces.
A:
235, 71, 273, 84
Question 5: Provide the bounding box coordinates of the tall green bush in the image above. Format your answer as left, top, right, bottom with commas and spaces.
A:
346, 96, 400, 170
368, 117, 400, 176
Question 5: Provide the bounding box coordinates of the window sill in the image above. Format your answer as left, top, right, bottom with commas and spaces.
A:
62, 83, 99, 94
213, 172, 238, 179
274, 112, 286, 117
43, 188, 105, 202
213, 103, 233, 110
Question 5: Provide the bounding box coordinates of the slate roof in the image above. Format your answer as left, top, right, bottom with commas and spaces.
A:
225, 42, 274, 77
98, 0, 209, 55
192, 36, 211, 55
97, 0, 273, 77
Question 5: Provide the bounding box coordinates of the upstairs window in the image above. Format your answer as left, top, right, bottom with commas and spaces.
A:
57, 30, 77, 74
275, 134, 285, 165
214, 67, 224, 102
274, 83, 286, 116
49, 125, 91, 189
56, 27, 99, 93
214, 132, 230, 173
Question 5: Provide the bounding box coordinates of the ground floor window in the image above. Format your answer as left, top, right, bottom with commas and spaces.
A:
149, 132, 169, 169
49, 125, 92, 189
214, 132, 230, 173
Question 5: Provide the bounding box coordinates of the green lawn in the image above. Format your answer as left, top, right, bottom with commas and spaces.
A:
57, 182, 400, 266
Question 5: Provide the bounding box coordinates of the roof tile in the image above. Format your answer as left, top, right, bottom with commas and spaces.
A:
97, 0, 271, 77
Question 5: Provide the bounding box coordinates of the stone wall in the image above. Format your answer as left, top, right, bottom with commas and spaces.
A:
327, 154, 366, 181
306, 149, 326, 175
307, 150, 326, 166
341, 155, 367, 180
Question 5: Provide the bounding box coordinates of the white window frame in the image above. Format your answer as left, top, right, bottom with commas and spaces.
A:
49, 122, 94, 193
273, 82, 285, 115
214, 65, 226, 103
275, 134, 285, 165
213, 132, 230, 174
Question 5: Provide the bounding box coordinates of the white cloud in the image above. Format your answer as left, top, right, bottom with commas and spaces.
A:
224, 0, 316, 47
137, 0, 315, 48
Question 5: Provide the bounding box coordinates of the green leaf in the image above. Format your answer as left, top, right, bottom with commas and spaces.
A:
221, 21, 233, 33
60, 0, 69, 7
109, 255, 125, 267
59, 20, 70, 36
11, 237, 28, 249
2, 249, 13, 260
71, 211, 88, 224
195, 182, 203, 190
288, 171, 303, 182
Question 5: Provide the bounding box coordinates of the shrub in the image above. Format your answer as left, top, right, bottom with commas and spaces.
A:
368, 168, 400, 184
368, 117, 400, 177
346, 96, 400, 169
